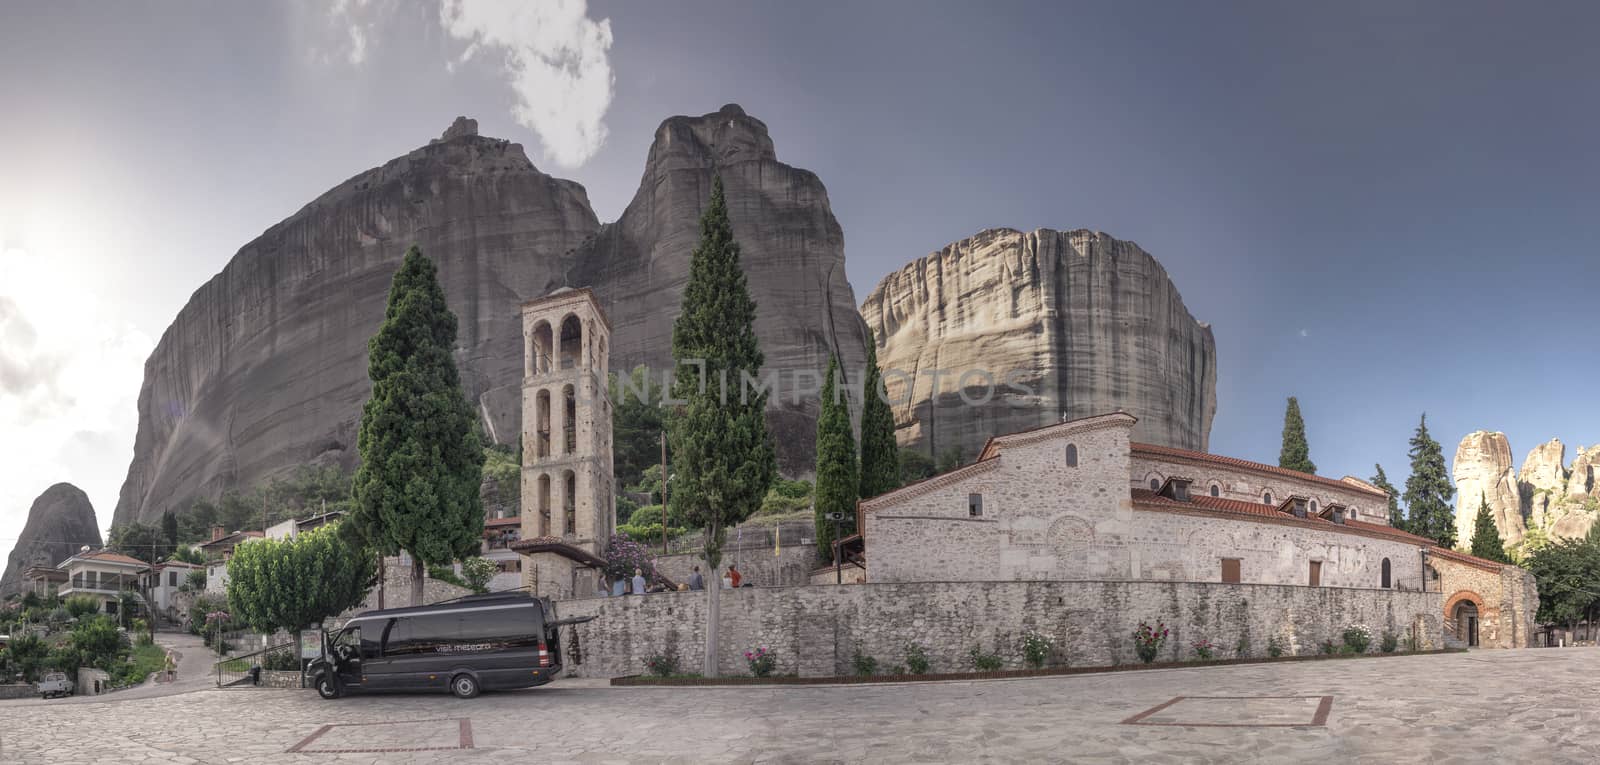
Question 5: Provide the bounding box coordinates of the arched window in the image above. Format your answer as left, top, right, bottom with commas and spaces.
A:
1210, 484, 1220, 498
1309, 500, 1318, 514
1381, 558, 1392, 589
1065, 444, 1078, 467
1150, 478, 1160, 491
1263, 492, 1273, 505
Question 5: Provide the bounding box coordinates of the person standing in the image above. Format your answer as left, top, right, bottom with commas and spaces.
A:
729, 564, 743, 588
632, 567, 647, 596
689, 566, 705, 591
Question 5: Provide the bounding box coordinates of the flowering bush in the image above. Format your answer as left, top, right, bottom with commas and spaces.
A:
1191, 638, 1217, 661
204, 610, 230, 627
1020, 631, 1053, 669
744, 646, 777, 677
644, 654, 677, 677
1341, 624, 1372, 654
602, 534, 658, 583
1132, 621, 1169, 664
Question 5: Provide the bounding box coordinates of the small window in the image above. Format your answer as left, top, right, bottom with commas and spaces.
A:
1309, 500, 1319, 514
1210, 484, 1220, 497
1150, 479, 1160, 491
1381, 558, 1392, 589
968, 493, 983, 517
1263, 492, 1273, 505
1065, 443, 1078, 467
1221, 558, 1241, 584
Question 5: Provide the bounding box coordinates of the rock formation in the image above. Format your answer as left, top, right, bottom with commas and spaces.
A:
113, 106, 867, 526
1565, 445, 1600, 500
1452, 431, 1525, 550
861, 228, 1216, 461
0, 484, 102, 597
1518, 439, 1568, 531
575, 104, 869, 473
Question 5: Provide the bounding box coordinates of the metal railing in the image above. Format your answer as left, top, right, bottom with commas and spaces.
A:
214, 642, 302, 688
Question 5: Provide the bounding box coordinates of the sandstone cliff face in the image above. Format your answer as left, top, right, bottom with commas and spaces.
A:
861, 228, 1216, 461
575, 104, 869, 474
0, 484, 102, 597
1519, 439, 1568, 531
1452, 431, 1525, 550
113, 120, 601, 527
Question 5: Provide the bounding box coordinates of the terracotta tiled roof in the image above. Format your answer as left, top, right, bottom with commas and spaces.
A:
485, 516, 521, 528
1131, 442, 1389, 499
1131, 489, 1434, 547
1426, 545, 1509, 572
77, 551, 150, 567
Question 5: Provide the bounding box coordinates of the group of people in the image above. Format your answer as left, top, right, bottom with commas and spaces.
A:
596, 564, 749, 597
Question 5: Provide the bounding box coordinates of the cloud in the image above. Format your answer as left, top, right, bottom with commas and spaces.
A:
439, 0, 615, 168
1299, 329, 1309, 338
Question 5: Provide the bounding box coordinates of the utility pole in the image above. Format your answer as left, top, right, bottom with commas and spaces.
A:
660, 430, 669, 553
827, 512, 846, 584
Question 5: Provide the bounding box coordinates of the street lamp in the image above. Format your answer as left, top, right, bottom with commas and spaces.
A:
826, 512, 847, 584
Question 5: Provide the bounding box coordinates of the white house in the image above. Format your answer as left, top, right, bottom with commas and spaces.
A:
199, 526, 263, 594
141, 561, 202, 618
56, 549, 149, 615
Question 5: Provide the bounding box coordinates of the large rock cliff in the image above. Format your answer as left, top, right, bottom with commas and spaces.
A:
575, 104, 869, 473
1452, 431, 1525, 549
113, 107, 867, 526
0, 484, 102, 597
860, 228, 1216, 460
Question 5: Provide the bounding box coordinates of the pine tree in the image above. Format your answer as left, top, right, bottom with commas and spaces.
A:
858, 329, 900, 499
352, 246, 485, 606
666, 175, 776, 677
815, 355, 859, 563
1403, 413, 1456, 548
1470, 492, 1510, 563
1370, 464, 1404, 530
1279, 397, 1316, 474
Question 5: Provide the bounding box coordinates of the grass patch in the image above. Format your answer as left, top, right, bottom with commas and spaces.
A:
111, 643, 169, 686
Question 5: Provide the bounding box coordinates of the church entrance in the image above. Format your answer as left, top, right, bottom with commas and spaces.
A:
1453, 601, 1480, 647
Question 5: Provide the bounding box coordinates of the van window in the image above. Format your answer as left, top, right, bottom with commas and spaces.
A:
382, 606, 544, 656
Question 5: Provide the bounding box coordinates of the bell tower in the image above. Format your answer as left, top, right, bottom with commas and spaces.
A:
517, 287, 615, 599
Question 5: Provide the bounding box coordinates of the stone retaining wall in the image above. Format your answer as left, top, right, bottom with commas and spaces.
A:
554, 580, 1443, 679
0, 684, 36, 699
651, 542, 820, 589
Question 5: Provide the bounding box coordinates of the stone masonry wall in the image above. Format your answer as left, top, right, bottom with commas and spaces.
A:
554, 580, 1442, 679
1430, 553, 1539, 648
1131, 454, 1390, 525
651, 542, 820, 589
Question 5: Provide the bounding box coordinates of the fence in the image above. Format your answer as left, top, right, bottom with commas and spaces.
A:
215, 642, 302, 688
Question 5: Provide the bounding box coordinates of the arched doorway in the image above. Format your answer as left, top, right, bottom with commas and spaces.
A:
1445, 591, 1483, 647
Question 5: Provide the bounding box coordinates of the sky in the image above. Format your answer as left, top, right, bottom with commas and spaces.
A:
1, 1, 1597, 551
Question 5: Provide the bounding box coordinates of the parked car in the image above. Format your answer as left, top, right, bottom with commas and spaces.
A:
36, 671, 74, 699
305, 592, 593, 700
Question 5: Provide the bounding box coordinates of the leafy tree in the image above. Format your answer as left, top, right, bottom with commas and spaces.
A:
160, 511, 179, 547
460, 557, 498, 594
1403, 414, 1456, 548
1278, 397, 1316, 474
1526, 532, 1600, 635
629, 464, 669, 506
612, 365, 666, 491
666, 175, 776, 677
899, 447, 936, 484
352, 246, 486, 605
814, 355, 859, 563
226, 525, 374, 635
108, 521, 166, 564
935, 446, 965, 474
1370, 464, 1404, 530
858, 329, 900, 499
170, 545, 205, 565
185, 569, 207, 591
1469, 492, 1511, 563
5, 633, 49, 682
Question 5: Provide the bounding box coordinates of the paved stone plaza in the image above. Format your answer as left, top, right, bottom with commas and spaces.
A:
3, 648, 1598, 763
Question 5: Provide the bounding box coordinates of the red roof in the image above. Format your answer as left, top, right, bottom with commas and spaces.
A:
1131, 489, 1434, 546
1131, 442, 1389, 499
485, 516, 521, 529
77, 551, 150, 567
1426, 545, 1509, 572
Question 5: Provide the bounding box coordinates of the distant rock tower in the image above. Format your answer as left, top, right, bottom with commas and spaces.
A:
517, 288, 615, 599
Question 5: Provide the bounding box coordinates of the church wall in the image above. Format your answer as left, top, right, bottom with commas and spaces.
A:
1430, 553, 1539, 648
1131, 454, 1390, 525
553, 580, 1443, 679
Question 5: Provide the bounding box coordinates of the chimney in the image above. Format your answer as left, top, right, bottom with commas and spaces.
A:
211, 524, 225, 542
1291, 498, 1308, 518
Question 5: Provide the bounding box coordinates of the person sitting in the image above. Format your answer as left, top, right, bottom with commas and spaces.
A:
729, 564, 743, 588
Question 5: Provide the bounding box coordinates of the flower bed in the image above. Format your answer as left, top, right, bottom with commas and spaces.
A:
609, 648, 1464, 687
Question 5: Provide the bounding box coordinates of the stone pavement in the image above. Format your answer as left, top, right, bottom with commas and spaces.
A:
3, 648, 1599, 763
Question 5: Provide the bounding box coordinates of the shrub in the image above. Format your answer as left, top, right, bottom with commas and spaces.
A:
1191, 638, 1217, 661
1267, 635, 1285, 658
1341, 625, 1372, 654
968, 645, 1003, 672
1380, 631, 1399, 653
1235, 633, 1251, 658
262, 648, 300, 671
602, 534, 658, 583
1132, 621, 1169, 664
1020, 631, 1053, 669
185, 569, 208, 590
427, 564, 469, 590
852, 649, 878, 676
1319, 639, 1337, 655
887, 664, 907, 676
744, 647, 777, 677
904, 642, 930, 675
64, 595, 101, 619
460, 557, 498, 594
644, 654, 677, 677
5, 633, 49, 682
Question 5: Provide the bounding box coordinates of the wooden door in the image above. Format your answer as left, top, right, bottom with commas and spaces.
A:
1221, 558, 1241, 584
1308, 561, 1322, 587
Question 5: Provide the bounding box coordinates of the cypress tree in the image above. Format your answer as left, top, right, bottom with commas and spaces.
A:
160, 510, 179, 548
352, 246, 485, 606
1370, 464, 1404, 530
1470, 492, 1510, 563
815, 355, 859, 563
1403, 413, 1456, 548
1279, 397, 1316, 474
858, 329, 900, 499
666, 175, 775, 676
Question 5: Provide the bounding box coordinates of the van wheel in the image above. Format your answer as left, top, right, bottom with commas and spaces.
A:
315, 673, 342, 700
450, 673, 480, 699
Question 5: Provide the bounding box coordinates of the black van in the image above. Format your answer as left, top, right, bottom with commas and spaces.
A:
306, 593, 590, 699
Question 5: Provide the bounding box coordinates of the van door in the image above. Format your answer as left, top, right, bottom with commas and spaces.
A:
376, 615, 451, 690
